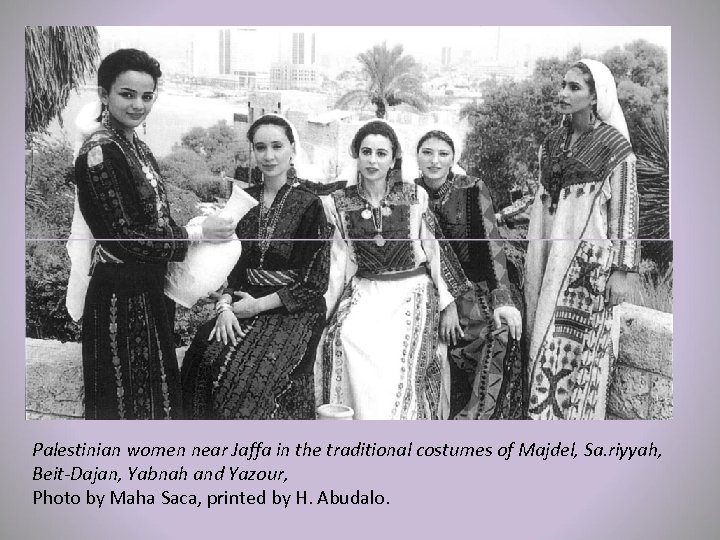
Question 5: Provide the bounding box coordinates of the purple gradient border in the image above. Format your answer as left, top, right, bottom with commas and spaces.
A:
6, 4, 718, 539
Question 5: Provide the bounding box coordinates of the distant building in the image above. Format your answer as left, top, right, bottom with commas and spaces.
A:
189, 27, 269, 89
441, 46, 452, 66
270, 31, 319, 90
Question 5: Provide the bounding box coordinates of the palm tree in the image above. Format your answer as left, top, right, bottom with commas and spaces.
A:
336, 42, 431, 118
25, 26, 99, 134
25, 26, 99, 210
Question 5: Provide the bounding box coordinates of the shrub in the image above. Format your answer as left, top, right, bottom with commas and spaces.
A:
25, 241, 81, 341
627, 261, 673, 314
187, 176, 225, 203
26, 136, 75, 238
164, 182, 202, 225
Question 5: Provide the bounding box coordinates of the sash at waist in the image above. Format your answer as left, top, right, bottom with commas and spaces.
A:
245, 268, 299, 287
356, 265, 427, 282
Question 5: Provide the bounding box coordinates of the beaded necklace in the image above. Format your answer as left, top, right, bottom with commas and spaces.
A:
102, 115, 165, 221
421, 171, 456, 212
357, 178, 392, 247
257, 183, 294, 267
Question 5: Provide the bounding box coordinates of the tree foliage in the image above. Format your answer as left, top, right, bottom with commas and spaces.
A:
161, 120, 242, 202
25, 26, 100, 134
179, 120, 241, 175
336, 42, 431, 118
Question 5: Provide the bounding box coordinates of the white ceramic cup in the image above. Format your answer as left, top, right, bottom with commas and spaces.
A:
316, 404, 354, 420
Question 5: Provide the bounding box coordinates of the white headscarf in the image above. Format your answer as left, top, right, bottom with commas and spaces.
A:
66, 100, 103, 321
578, 58, 630, 142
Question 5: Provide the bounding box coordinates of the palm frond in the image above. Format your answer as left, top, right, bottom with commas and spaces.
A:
25, 26, 100, 133
636, 106, 671, 268
352, 41, 432, 118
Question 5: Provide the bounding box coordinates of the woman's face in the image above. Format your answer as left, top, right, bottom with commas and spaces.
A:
417, 137, 454, 182
556, 67, 596, 115
100, 70, 156, 132
357, 134, 395, 182
251, 124, 295, 180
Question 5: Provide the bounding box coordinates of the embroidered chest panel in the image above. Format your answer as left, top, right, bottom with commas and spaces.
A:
333, 183, 419, 273
540, 124, 633, 207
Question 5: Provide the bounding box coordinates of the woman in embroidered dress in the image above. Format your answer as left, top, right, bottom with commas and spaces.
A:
181, 115, 331, 419
414, 130, 523, 419
74, 49, 235, 419
525, 59, 639, 420
317, 120, 471, 420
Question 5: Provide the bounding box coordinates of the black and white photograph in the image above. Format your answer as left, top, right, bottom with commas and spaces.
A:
25, 26, 671, 421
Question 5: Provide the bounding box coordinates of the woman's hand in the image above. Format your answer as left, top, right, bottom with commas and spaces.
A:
208, 310, 245, 346
605, 270, 633, 307
232, 291, 260, 319
201, 214, 235, 240
493, 305, 522, 341
440, 302, 464, 347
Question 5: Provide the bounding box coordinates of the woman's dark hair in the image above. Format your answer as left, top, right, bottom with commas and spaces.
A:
350, 120, 402, 161
97, 48, 162, 92
416, 130, 455, 156
247, 115, 295, 144
571, 61, 598, 115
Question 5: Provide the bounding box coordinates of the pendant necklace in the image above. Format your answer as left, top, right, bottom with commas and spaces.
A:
358, 179, 391, 246
103, 115, 166, 223
370, 207, 385, 247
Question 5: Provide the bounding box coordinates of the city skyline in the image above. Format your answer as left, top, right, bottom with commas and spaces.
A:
99, 26, 670, 77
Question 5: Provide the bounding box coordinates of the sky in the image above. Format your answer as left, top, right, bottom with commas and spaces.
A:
98, 26, 670, 70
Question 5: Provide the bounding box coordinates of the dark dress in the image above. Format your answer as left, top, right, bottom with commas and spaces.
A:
415, 173, 523, 419
181, 182, 331, 419
75, 128, 188, 419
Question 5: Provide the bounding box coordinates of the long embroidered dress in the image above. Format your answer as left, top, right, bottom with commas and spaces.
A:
181, 182, 331, 420
317, 179, 471, 420
75, 128, 189, 419
415, 173, 522, 419
525, 122, 640, 420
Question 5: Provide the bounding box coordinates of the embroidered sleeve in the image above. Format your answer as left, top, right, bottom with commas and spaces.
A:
419, 189, 472, 310
608, 154, 641, 272
276, 198, 333, 313
320, 194, 355, 319
75, 141, 188, 263
473, 180, 515, 309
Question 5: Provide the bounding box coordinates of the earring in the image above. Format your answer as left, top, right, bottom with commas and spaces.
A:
287, 158, 297, 181
101, 108, 110, 126
562, 114, 572, 129
142, 121, 147, 135
387, 168, 401, 184
588, 108, 596, 128
251, 166, 263, 185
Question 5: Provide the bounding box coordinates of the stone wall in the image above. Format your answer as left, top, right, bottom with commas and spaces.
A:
26, 304, 672, 420
607, 304, 673, 420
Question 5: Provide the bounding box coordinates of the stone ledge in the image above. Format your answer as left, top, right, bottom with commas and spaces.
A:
617, 303, 673, 377
608, 304, 673, 420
